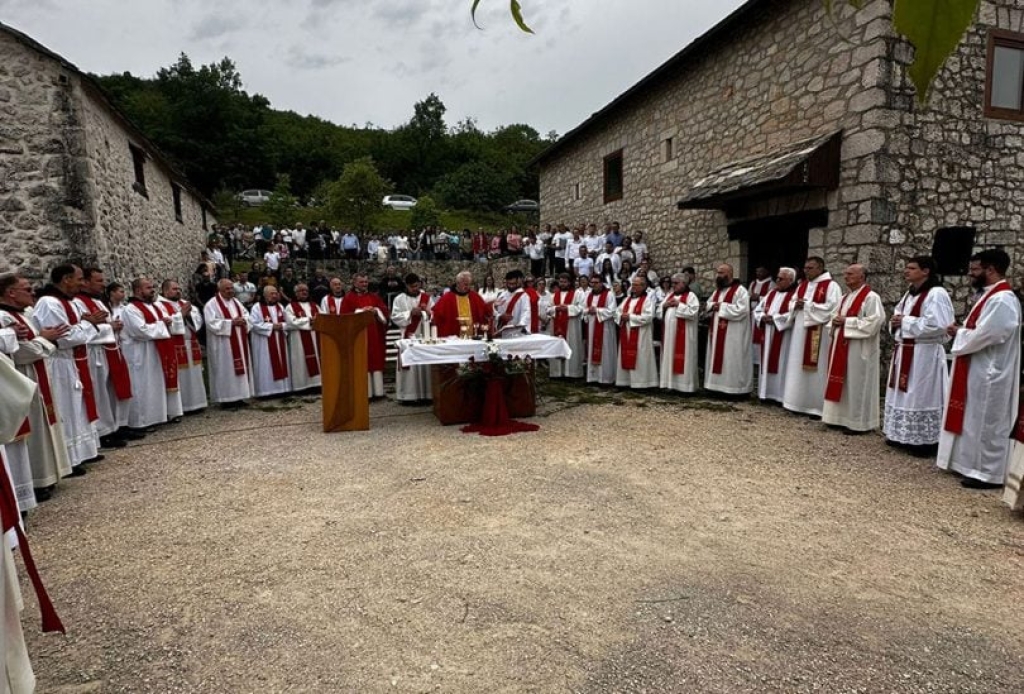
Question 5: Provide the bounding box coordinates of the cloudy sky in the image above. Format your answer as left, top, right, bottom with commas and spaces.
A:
2, 0, 746, 137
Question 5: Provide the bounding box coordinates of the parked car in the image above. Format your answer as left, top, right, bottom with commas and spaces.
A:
504, 199, 539, 213
382, 194, 418, 210
237, 189, 273, 206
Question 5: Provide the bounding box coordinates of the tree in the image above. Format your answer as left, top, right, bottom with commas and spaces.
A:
475, 0, 979, 101
263, 175, 299, 228
327, 157, 390, 234
433, 161, 514, 212
409, 195, 442, 232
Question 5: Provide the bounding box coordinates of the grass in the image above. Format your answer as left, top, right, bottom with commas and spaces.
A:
221, 206, 514, 233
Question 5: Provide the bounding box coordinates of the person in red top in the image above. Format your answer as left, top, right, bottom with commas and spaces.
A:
340, 273, 390, 399
432, 271, 491, 338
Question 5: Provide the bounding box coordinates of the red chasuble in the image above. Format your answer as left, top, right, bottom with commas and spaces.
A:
289, 302, 321, 378
432, 291, 490, 338
54, 295, 99, 422
762, 288, 796, 374
618, 293, 647, 370
943, 280, 1014, 434
795, 278, 832, 370
709, 283, 741, 375
341, 291, 389, 372
823, 285, 872, 402
215, 295, 250, 376
552, 289, 576, 338
587, 289, 608, 365
887, 288, 931, 392
259, 303, 290, 381
130, 299, 179, 391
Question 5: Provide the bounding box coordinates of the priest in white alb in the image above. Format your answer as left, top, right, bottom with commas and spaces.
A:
704, 264, 752, 395
615, 276, 658, 389
883, 256, 953, 454
748, 266, 774, 367
391, 273, 434, 402
204, 280, 253, 407
782, 256, 842, 417
658, 273, 700, 393
821, 265, 884, 432
547, 273, 585, 379
584, 275, 618, 385
249, 286, 292, 397
284, 283, 322, 393
493, 270, 532, 336
937, 249, 1021, 490
320, 277, 346, 316
121, 278, 174, 430
158, 279, 208, 413
753, 267, 798, 404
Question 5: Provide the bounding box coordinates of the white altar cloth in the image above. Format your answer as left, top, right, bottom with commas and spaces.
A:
397, 334, 571, 367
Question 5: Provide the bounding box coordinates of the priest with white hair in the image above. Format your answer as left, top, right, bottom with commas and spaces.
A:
659, 273, 700, 393
753, 267, 798, 404
284, 283, 322, 393
203, 279, 254, 407
249, 286, 292, 397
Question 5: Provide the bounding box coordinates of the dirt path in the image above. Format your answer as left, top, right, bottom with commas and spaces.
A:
20, 391, 1024, 693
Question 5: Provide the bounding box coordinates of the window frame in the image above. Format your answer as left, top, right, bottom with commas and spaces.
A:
172, 182, 183, 223
603, 149, 624, 204
984, 28, 1024, 121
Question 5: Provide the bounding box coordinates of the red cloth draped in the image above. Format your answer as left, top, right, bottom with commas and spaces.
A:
944, 280, 1013, 434
341, 291, 389, 372
670, 290, 691, 375
0, 450, 64, 633
323, 295, 344, 315
824, 285, 872, 402
402, 292, 432, 338
587, 290, 608, 365
618, 294, 647, 370
259, 303, 290, 381
76, 294, 133, 399
750, 279, 772, 346
500, 291, 526, 331
130, 299, 179, 391
710, 283, 741, 375
55, 296, 99, 422
432, 291, 491, 338
524, 287, 540, 334
762, 289, 795, 374
796, 279, 832, 370
290, 302, 321, 378
887, 288, 931, 392
215, 295, 250, 376
158, 300, 203, 370
552, 289, 576, 338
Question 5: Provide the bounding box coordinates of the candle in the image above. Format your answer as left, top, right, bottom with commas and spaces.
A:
431, 325, 438, 340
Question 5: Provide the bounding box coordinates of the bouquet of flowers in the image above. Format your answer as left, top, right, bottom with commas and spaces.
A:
457, 341, 533, 381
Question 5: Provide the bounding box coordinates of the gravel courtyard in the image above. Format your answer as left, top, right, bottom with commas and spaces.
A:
19, 387, 1024, 693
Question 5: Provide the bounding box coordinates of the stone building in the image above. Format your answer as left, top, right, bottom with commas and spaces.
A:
0, 22, 213, 287
534, 0, 1024, 305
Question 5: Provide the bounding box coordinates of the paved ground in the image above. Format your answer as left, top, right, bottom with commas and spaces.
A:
18, 385, 1024, 693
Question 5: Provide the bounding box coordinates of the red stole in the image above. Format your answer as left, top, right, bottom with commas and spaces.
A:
324, 295, 344, 315
552, 289, 577, 338
619, 293, 647, 370
796, 278, 832, 370
54, 296, 99, 422
259, 303, 289, 381
403, 292, 431, 338
524, 287, 540, 333
130, 299, 179, 391
289, 302, 321, 378
215, 295, 250, 376
670, 291, 691, 375
5, 311, 58, 439
587, 290, 608, 364
887, 288, 931, 392
762, 289, 796, 374
944, 280, 1014, 434
750, 279, 772, 346
823, 285, 872, 402
0, 452, 64, 634
503, 291, 525, 322
710, 283, 741, 375
341, 291, 389, 372
159, 300, 203, 370
76, 294, 132, 400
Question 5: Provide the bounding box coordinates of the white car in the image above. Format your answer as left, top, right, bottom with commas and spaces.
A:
382, 194, 417, 211
237, 189, 272, 206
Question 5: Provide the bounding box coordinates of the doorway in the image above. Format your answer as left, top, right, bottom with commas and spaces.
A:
728, 209, 826, 281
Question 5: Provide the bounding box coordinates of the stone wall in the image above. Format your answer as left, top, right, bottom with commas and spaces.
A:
0, 27, 211, 287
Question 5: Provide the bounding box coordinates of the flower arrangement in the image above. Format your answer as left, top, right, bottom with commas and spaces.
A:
456, 341, 534, 381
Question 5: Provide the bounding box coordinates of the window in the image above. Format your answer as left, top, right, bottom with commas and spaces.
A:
129, 143, 147, 197
603, 149, 623, 204
663, 137, 674, 162
201, 206, 208, 231
985, 29, 1024, 120
172, 183, 183, 223
573, 182, 581, 201
932, 226, 976, 275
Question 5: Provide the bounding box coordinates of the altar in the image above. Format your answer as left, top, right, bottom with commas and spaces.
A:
396, 334, 571, 428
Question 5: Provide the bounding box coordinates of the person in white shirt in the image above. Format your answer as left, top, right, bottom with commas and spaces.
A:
573, 247, 596, 278
595, 242, 622, 278
583, 223, 605, 255
263, 248, 281, 275
552, 225, 573, 275
232, 274, 257, 308
631, 232, 649, 263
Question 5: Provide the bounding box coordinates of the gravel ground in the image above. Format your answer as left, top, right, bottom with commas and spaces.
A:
18, 385, 1024, 693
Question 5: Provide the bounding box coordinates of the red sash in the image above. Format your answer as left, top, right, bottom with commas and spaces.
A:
762, 289, 796, 374
55, 296, 99, 422
944, 281, 1014, 434
159, 300, 203, 369
76, 294, 133, 400
259, 303, 289, 381
503, 291, 524, 321
750, 280, 772, 345
823, 285, 872, 402
618, 293, 647, 370
0, 451, 64, 634
710, 283, 741, 375
587, 290, 608, 365
130, 299, 179, 391
216, 295, 250, 376
887, 288, 930, 392
796, 279, 832, 370
5, 311, 59, 438
552, 289, 577, 338
403, 293, 431, 338
670, 291, 691, 375
290, 302, 321, 378
525, 288, 540, 334
324, 295, 344, 315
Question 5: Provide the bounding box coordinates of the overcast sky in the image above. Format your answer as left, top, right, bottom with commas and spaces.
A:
3, 0, 746, 137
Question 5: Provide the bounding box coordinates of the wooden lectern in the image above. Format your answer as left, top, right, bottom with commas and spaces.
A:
312, 312, 375, 432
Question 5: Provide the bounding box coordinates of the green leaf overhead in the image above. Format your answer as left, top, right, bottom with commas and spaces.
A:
510, 0, 534, 33
892, 0, 978, 101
